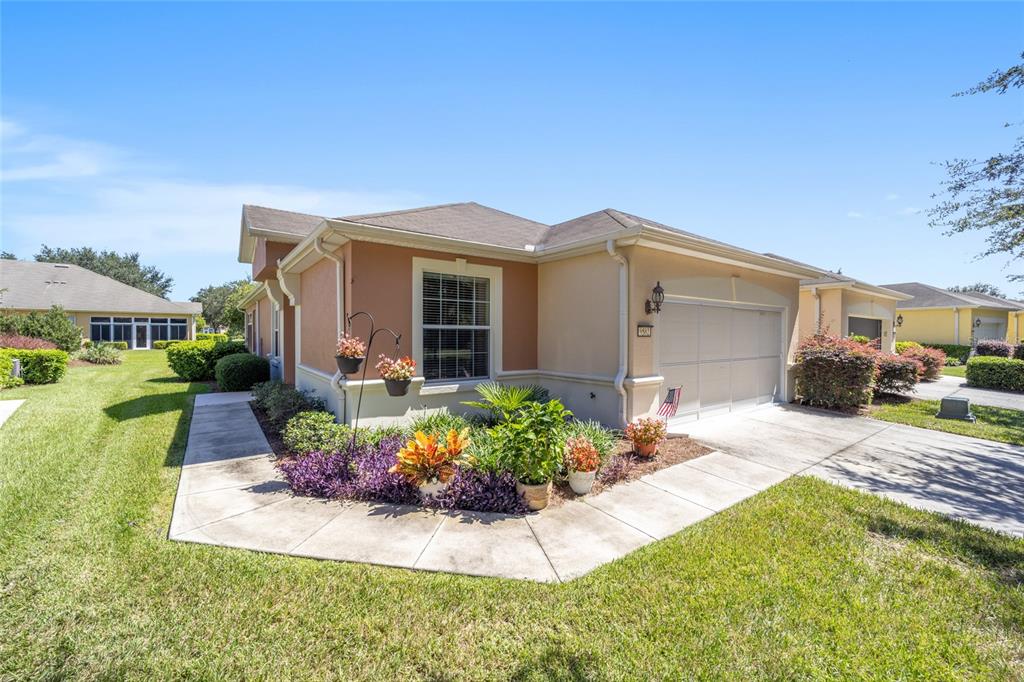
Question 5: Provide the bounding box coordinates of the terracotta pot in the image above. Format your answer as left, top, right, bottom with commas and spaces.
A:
634, 441, 658, 458
418, 480, 448, 499
516, 480, 553, 511
383, 378, 411, 396
335, 355, 364, 375
567, 470, 596, 496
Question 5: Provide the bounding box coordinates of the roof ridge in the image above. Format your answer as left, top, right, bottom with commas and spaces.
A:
340, 201, 472, 221
603, 208, 641, 230
466, 202, 550, 230
244, 204, 325, 219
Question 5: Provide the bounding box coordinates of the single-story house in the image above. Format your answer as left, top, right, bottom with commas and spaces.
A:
0, 260, 201, 348
880, 282, 1024, 346
236, 202, 900, 427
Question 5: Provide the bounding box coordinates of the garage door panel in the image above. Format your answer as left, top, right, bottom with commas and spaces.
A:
730, 359, 759, 409
661, 305, 700, 364
700, 307, 732, 361
757, 357, 780, 404
757, 311, 782, 358
731, 309, 760, 359
699, 361, 731, 415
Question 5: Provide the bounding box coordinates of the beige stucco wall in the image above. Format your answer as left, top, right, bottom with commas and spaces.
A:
897, 308, 967, 345
257, 296, 271, 356
842, 290, 897, 351
299, 255, 340, 376
537, 251, 620, 376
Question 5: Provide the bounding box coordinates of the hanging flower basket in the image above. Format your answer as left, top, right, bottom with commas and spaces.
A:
335, 333, 367, 375
384, 378, 412, 396
335, 355, 364, 375
376, 354, 416, 397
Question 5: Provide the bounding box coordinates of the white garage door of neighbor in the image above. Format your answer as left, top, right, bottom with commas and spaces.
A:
660, 302, 783, 421
975, 322, 1005, 341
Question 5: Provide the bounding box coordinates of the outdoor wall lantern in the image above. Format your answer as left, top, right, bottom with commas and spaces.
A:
895, 314, 903, 327
646, 281, 665, 315
974, 317, 982, 329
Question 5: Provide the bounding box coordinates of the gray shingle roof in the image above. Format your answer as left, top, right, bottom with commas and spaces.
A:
0, 260, 201, 316
340, 202, 550, 249
881, 282, 1024, 310
243, 204, 325, 238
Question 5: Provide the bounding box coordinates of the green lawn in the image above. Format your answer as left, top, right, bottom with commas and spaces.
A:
944, 365, 967, 378
872, 398, 1024, 446
2, 352, 1023, 679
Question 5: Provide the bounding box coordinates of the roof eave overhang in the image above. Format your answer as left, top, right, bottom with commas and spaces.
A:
800, 280, 913, 301
235, 281, 268, 309
237, 214, 309, 265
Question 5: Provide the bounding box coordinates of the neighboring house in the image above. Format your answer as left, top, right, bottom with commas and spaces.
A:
0, 260, 201, 348
881, 282, 1024, 346
235, 202, 893, 427
786, 265, 912, 351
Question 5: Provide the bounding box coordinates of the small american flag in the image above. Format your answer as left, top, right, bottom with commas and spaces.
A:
657, 387, 681, 418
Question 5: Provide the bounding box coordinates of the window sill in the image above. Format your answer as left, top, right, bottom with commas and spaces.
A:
418, 378, 489, 396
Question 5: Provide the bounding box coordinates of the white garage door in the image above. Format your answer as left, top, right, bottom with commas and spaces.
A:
659, 302, 783, 421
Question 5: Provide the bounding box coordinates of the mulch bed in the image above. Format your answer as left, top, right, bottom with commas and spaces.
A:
250, 403, 289, 459
548, 434, 711, 507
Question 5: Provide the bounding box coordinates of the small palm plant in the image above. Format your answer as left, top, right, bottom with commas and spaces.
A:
462, 382, 550, 423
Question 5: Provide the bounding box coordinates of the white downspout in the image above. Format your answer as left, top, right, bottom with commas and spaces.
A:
606, 239, 629, 427
315, 238, 348, 422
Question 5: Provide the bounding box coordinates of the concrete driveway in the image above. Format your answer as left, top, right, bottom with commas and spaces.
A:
677, 405, 1024, 537
906, 374, 1024, 411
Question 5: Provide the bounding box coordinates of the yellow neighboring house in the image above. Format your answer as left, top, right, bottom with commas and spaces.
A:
881, 282, 1024, 346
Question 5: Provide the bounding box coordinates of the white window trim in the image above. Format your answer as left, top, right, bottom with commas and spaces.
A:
412, 256, 503, 384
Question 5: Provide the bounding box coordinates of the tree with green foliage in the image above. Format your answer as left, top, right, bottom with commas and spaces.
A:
35, 245, 173, 298
930, 53, 1024, 281
191, 279, 252, 332
947, 282, 1006, 298
223, 281, 257, 335
0, 251, 16, 260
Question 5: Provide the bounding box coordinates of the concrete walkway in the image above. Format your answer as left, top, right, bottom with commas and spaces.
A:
680, 404, 1024, 537
170, 393, 794, 582
0, 400, 25, 429
905, 374, 1024, 411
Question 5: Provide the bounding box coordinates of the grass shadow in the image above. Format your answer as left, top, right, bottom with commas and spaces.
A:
510, 644, 600, 682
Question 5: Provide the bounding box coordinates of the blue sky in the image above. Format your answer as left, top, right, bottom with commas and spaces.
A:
2, 2, 1022, 300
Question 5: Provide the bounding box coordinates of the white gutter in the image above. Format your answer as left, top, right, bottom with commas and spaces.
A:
606, 239, 629, 427
314, 237, 348, 421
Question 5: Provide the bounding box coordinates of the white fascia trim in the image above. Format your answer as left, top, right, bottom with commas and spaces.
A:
623, 375, 664, 387
634, 234, 824, 280
235, 282, 267, 309
276, 220, 337, 274
537, 369, 617, 385
800, 281, 913, 301
412, 255, 504, 381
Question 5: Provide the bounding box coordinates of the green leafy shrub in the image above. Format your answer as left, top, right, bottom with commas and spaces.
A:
922, 343, 971, 364
409, 408, 471, 435
1015, 343, 1024, 361
874, 354, 920, 395
965, 356, 1024, 391
0, 306, 82, 352
0, 351, 24, 389
251, 380, 326, 429
563, 419, 617, 462
946, 357, 962, 367
900, 346, 946, 381
0, 348, 69, 384
152, 340, 182, 350
196, 332, 229, 342
166, 339, 247, 381
107, 341, 129, 351
489, 399, 571, 484
283, 410, 351, 455
214, 353, 269, 391
976, 340, 1012, 357
849, 334, 870, 344
794, 334, 876, 409
77, 343, 123, 365
894, 341, 922, 354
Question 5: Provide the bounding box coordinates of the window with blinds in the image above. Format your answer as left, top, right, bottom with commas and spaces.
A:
422, 272, 490, 380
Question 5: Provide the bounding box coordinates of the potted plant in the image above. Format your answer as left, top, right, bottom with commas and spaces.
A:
625, 416, 667, 457
389, 428, 471, 498
491, 399, 571, 510
375, 354, 416, 396
564, 435, 600, 495
335, 333, 366, 375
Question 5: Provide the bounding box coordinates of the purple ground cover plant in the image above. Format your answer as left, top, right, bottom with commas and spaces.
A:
597, 454, 636, 486
428, 468, 528, 515
279, 450, 353, 498
341, 435, 419, 505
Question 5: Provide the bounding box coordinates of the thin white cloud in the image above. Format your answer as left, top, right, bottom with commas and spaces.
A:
1, 119, 425, 256
846, 211, 863, 219
884, 193, 900, 201
896, 206, 921, 216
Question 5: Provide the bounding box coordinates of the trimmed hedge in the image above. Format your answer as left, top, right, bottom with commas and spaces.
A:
965, 356, 1024, 391
875, 354, 921, 395
166, 340, 248, 381
107, 341, 129, 351
0, 348, 69, 384
894, 341, 922, 354
196, 332, 229, 342
1015, 343, 1024, 361
975, 339, 1012, 358
152, 340, 183, 350
215, 353, 270, 391
0, 334, 58, 350
794, 334, 877, 409
922, 343, 972, 364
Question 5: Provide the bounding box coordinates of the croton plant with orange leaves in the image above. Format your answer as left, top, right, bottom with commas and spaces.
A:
388, 428, 472, 485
